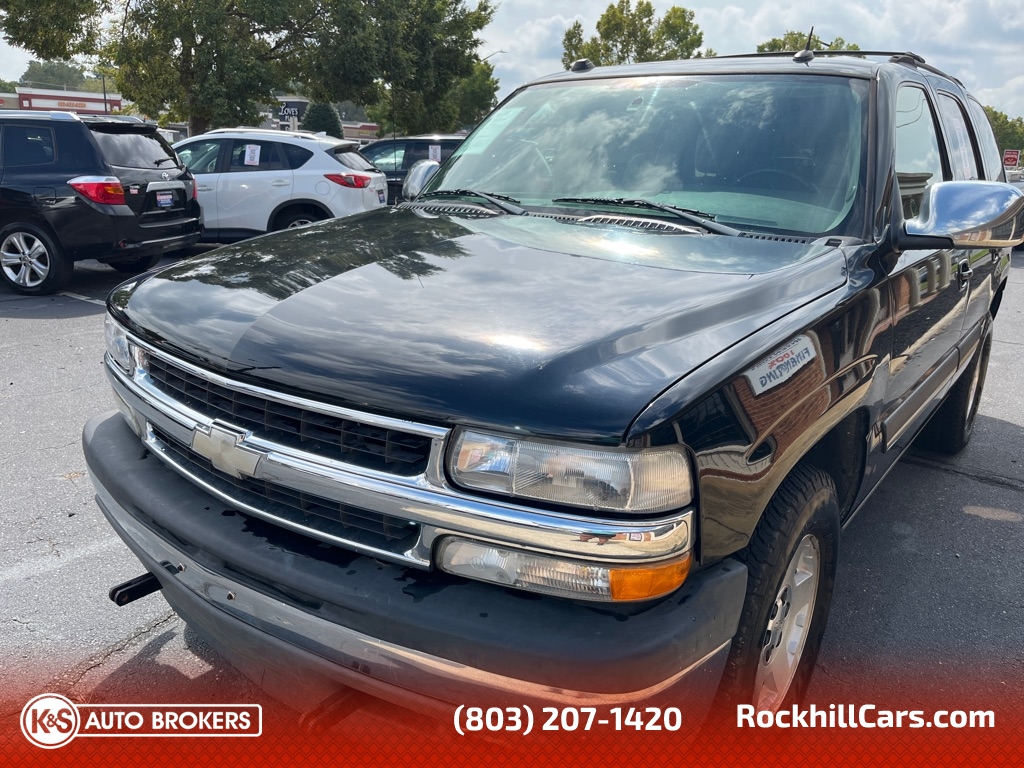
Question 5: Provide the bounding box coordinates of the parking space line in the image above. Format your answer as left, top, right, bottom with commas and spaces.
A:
58, 292, 107, 307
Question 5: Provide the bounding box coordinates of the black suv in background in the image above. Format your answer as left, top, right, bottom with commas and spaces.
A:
361, 134, 464, 204
0, 111, 201, 295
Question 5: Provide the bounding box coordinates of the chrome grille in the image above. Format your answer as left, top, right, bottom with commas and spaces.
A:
153, 426, 420, 548
146, 356, 432, 476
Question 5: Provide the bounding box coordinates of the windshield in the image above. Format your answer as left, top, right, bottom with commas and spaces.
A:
91, 127, 181, 170
428, 74, 870, 237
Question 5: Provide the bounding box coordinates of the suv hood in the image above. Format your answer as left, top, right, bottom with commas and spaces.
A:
112, 210, 847, 442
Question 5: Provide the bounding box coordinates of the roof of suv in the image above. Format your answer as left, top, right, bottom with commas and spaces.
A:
365, 134, 465, 143
536, 51, 963, 89
196, 127, 359, 149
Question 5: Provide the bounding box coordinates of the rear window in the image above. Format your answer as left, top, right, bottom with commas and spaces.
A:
91, 128, 179, 169
363, 141, 405, 170
330, 146, 375, 171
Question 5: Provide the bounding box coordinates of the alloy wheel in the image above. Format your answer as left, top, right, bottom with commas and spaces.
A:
1, 232, 51, 288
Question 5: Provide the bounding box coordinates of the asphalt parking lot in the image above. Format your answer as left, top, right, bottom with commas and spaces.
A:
1, 250, 1022, 726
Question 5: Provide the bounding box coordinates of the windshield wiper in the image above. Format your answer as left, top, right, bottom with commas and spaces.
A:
419, 189, 525, 215
154, 157, 178, 166
552, 197, 739, 236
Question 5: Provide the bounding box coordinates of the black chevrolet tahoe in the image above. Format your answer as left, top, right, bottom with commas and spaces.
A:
85, 52, 1023, 720
0, 111, 201, 295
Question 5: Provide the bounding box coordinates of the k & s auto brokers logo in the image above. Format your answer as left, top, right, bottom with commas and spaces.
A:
21, 693, 261, 749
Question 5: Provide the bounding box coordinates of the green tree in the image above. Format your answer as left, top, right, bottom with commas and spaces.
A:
113, 0, 310, 134
365, 0, 496, 135
561, 1, 712, 68
983, 106, 1024, 161
757, 30, 860, 53
18, 59, 85, 89
3, 0, 494, 136
300, 101, 343, 137
0, 77, 16, 91
450, 59, 498, 128
336, 101, 368, 123
0, 0, 107, 59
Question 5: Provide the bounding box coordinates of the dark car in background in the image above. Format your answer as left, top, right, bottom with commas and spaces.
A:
0, 111, 201, 295
361, 134, 464, 204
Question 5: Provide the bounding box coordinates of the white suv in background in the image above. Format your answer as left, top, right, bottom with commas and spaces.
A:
173, 128, 387, 242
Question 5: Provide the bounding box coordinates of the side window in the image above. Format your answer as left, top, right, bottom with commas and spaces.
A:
176, 140, 224, 175
227, 140, 285, 172
283, 144, 314, 169
364, 142, 405, 171
3, 125, 56, 167
440, 143, 459, 163
894, 86, 945, 219
937, 94, 979, 180
966, 98, 1005, 181
403, 142, 430, 169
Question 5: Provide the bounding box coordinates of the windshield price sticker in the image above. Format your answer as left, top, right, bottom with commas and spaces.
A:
244, 144, 261, 166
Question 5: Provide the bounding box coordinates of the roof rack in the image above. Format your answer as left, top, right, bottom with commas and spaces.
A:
712, 50, 963, 87
0, 110, 80, 121
206, 126, 328, 138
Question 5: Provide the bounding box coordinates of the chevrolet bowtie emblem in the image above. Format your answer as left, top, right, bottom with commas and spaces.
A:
191, 423, 262, 479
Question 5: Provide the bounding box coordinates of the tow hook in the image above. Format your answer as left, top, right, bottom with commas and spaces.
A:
108, 572, 163, 606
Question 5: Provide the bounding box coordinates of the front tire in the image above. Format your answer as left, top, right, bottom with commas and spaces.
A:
109, 253, 163, 274
717, 464, 840, 712
0, 223, 72, 295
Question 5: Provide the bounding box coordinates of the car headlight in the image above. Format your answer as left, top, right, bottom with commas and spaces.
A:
449, 429, 693, 514
104, 314, 132, 373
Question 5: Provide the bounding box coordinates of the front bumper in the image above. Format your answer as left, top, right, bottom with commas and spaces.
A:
85, 411, 746, 717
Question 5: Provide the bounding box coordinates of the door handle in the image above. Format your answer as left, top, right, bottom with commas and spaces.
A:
270, 180, 291, 187
197, 186, 213, 192
957, 259, 973, 291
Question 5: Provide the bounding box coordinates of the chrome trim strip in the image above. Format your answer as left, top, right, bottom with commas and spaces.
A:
107, 361, 692, 564
99, 482, 724, 707
145, 180, 186, 191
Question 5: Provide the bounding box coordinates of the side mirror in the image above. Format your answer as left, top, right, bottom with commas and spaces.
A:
901, 180, 1024, 249
402, 160, 441, 201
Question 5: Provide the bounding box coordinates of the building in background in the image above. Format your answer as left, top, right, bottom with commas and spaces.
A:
12, 86, 122, 114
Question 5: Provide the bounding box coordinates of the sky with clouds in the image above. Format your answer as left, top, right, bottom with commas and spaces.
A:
1, 1, 1022, 116
477, 0, 1024, 116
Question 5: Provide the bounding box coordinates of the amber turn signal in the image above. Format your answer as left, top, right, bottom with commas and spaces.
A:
609, 554, 692, 601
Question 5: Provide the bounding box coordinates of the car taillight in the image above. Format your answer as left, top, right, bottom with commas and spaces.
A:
192, 181, 198, 200
69, 176, 126, 205
324, 173, 372, 189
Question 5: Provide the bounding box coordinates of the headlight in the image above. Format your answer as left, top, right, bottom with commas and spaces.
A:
104, 314, 132, 372
449, 429, 693, 514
